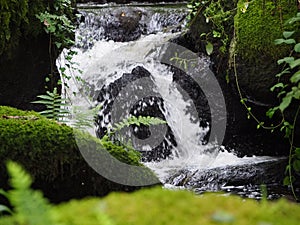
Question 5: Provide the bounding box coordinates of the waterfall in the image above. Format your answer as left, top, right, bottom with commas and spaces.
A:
58, 2, 287, 199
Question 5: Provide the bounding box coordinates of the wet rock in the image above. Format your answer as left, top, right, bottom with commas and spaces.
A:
96, 66, 177, 161
166, 158, 287, 192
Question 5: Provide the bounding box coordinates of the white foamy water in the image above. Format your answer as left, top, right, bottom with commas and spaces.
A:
58, 5, 281, 187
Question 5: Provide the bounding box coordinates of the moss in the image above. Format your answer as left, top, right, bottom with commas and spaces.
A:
234, 0, 297, 62
0, 0, 75, 57
0, 106, 143, 182
1, 176, 300, 224
13, 187, 300, 225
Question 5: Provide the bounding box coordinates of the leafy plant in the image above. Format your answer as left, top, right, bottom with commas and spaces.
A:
0, 161, 115, 225
265, 12, 300, 197
32, 87, 69, 122
0, 161, 55, 225
187, 0, 235, 55
232, 3, 300, 199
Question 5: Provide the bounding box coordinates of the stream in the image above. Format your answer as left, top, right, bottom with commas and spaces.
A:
58, 2, 291, 200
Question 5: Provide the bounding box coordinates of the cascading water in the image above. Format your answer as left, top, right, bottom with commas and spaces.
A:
58, 2, 288, 199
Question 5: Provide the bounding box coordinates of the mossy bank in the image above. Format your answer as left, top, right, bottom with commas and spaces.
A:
0, 106, 157, 202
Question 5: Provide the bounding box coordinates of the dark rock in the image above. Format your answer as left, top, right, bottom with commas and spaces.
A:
96, 66, 177, 161
0, 33, 55, 111
167, 158, 287, 192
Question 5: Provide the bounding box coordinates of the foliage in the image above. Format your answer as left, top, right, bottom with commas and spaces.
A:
0, 162, 55, 225
70, 105, 102, 129
101, 115, 167, 163
0, 0, 75, 57
0, 106, 142, 182
234, 0, 297, 62
2, 165, 300, 225
266, 12, 300, 197
187, 0, 236, 55
32, 87, 69, 122
111, 115, 167, 134
0, 161, 114, 225
233, 4, 300, 199
36, 0, 75, 50
0, 0, 29, 56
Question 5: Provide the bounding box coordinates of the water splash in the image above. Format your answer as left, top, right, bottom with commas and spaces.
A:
58, 3, 287, 198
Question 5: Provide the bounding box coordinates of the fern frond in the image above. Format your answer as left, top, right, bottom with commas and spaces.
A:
32, 87, 70, 122
112, 115, 166, 133
4, 161, 55, 225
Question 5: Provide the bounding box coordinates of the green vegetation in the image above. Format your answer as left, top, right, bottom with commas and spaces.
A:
32, 87, 69, 122
234, 0, 297, 62
265, 12, 300, 198
0, 106, 142, 182
187, 0, 236, 55
0, 0, 75, 58
0, 0, 32, 56
1, 161, 300, 225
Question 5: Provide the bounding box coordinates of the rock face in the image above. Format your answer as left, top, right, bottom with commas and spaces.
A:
76, 6, 187, 49
96, 66, 177, 161
99, 8, 144, 42
0, 34, 53, 111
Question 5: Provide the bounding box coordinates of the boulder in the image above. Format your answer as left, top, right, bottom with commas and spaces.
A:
96, 66, 177, 161
0, 106, 157, 202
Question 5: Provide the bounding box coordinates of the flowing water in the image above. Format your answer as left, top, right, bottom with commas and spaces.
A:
58, 2, 290, 199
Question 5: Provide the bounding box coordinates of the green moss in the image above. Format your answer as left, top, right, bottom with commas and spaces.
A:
0, 0, 75, 57
1, 167, 300, 225
33, 187, 300, 225
234, 0, 297, 62
0, 106, 142, 181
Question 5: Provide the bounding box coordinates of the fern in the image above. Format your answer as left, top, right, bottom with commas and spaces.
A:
32, 87, 69, 122
0, 161, 55, 225
101, 115, 167, 162
71, 105, 102, 129
112, 115, 167, 133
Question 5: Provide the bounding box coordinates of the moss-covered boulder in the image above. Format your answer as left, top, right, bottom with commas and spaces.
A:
0, 106, 157, 202
233, 0, 297, 104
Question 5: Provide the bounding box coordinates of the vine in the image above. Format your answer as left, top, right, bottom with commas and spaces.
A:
233, 8, 300, 199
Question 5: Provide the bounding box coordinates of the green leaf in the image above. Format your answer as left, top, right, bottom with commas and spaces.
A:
276, 68, 290, 78
270, 83, 284, 92
274, 39, 285, 45
289, 58, 300, 69
290, 71, 300, 83
283, 31, 295, 39
55, 42, 62, 49
266, 107, 278, 119
293, 159, 300, 172
0, 204, 12, 214
295, 148, 300, 157
283, 176, 292, 186
277, 57, 294, 65
279, 95, 292, 112
294, 43, 300, 52
283, 39, 296, 45
205, 41, 213, 55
